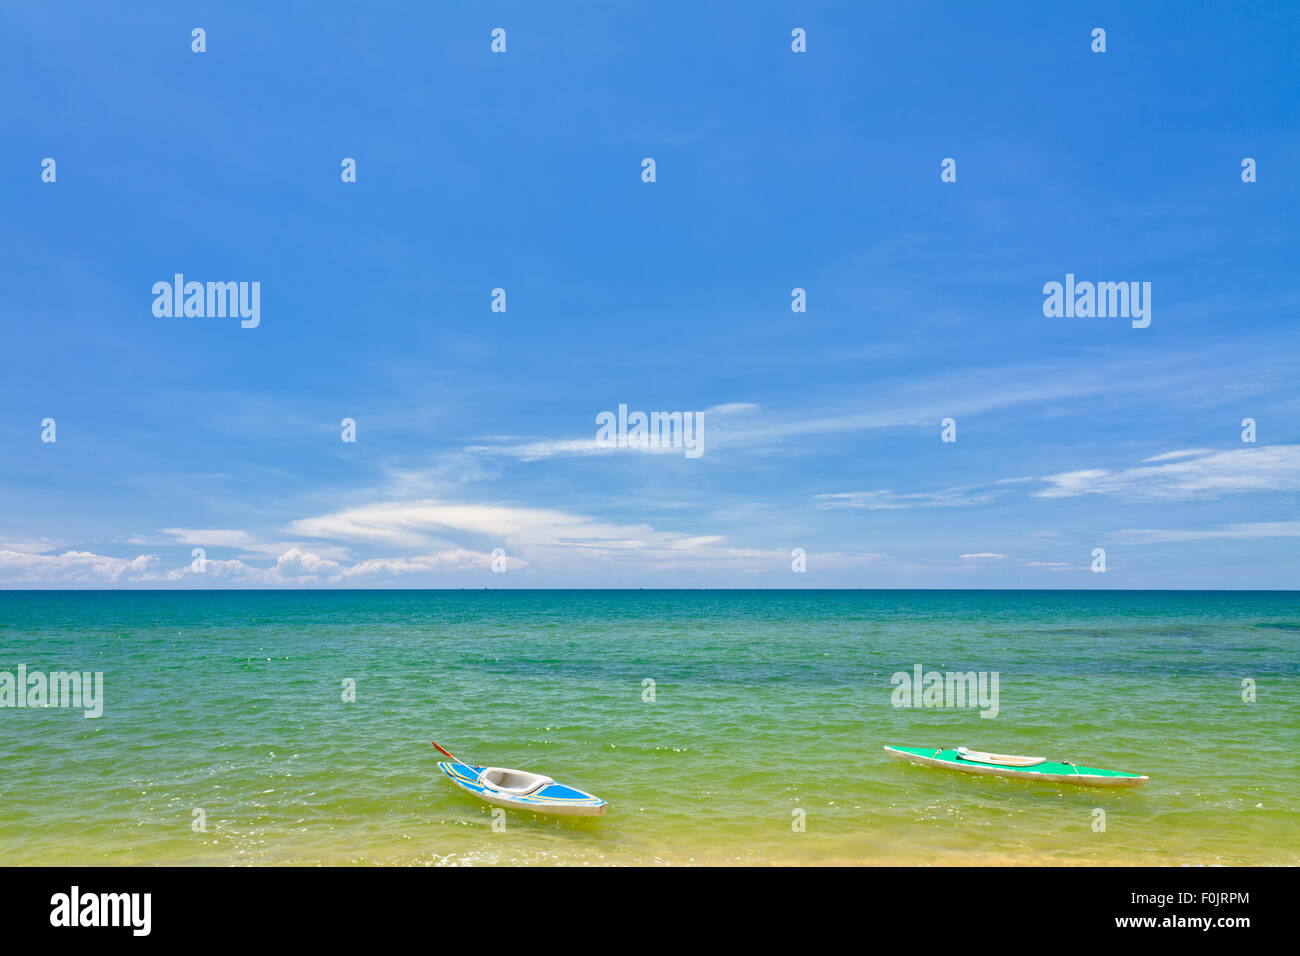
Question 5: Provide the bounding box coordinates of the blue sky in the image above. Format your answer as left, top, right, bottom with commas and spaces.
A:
1, 2, 1296, 588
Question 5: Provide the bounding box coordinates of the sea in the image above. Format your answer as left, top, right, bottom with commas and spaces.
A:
1, 589, 1296, 865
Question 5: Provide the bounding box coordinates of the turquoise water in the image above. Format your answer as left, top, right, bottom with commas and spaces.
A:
1, 590, 1297, 865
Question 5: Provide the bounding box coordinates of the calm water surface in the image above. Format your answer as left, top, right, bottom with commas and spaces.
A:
1, 590, 1296, 865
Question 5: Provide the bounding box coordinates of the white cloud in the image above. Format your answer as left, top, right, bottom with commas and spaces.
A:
159, 528, 352, 561
960, 552, 1007, 559
287, 498, 778, 572
813, 447, 1300, 518
0, 549, 158, 585
0, 536, 66, 554
0, 544, 506, 587
282, 496, 897, 576
1110, 521, 1300, 545
333, 549, 504, 580
160, 528, 260, 549
1140, 449, 1215, 463
5, 488, 887, 584
1035, 446, 1300, 501
470, 402, 755, 462
458, 352, 1261, 465
814, 486, 1003, 510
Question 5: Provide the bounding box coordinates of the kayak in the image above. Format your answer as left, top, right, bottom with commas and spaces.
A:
432, 742, 607, 816
884, 745, 1149, 788
436, 760, 608, 816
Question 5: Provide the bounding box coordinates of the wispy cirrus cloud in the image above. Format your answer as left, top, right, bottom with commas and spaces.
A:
285, 492, 896, 575
469, 403, 757, 461
155, 528, 352, 562
287, 498, 769, 571
1035, 446, 1300, 501
1109, 521, 1300, 545
459, 352, 1281, 465
816, 447, 1300, 512
813, 486, 1006, 510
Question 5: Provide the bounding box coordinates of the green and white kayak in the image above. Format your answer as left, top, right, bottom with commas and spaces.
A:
885, 745, 1149, 788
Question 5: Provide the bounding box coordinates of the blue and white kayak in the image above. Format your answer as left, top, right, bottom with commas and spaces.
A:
434, 748, 608, 817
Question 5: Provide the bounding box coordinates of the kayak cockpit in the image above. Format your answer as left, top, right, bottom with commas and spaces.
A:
956, 746, 1046, 767
478, 767, 554, 795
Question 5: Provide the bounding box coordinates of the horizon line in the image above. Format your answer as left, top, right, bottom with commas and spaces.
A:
0, 587, 1295, 594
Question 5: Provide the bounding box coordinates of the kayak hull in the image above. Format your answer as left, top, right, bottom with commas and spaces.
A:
885, 746, 1149, 788
437, 761, 608, 816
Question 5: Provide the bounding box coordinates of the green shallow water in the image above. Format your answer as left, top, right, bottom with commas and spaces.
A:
1, 589, 1297, 866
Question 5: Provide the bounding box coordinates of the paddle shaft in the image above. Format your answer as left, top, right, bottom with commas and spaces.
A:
431, 740, 474, 769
